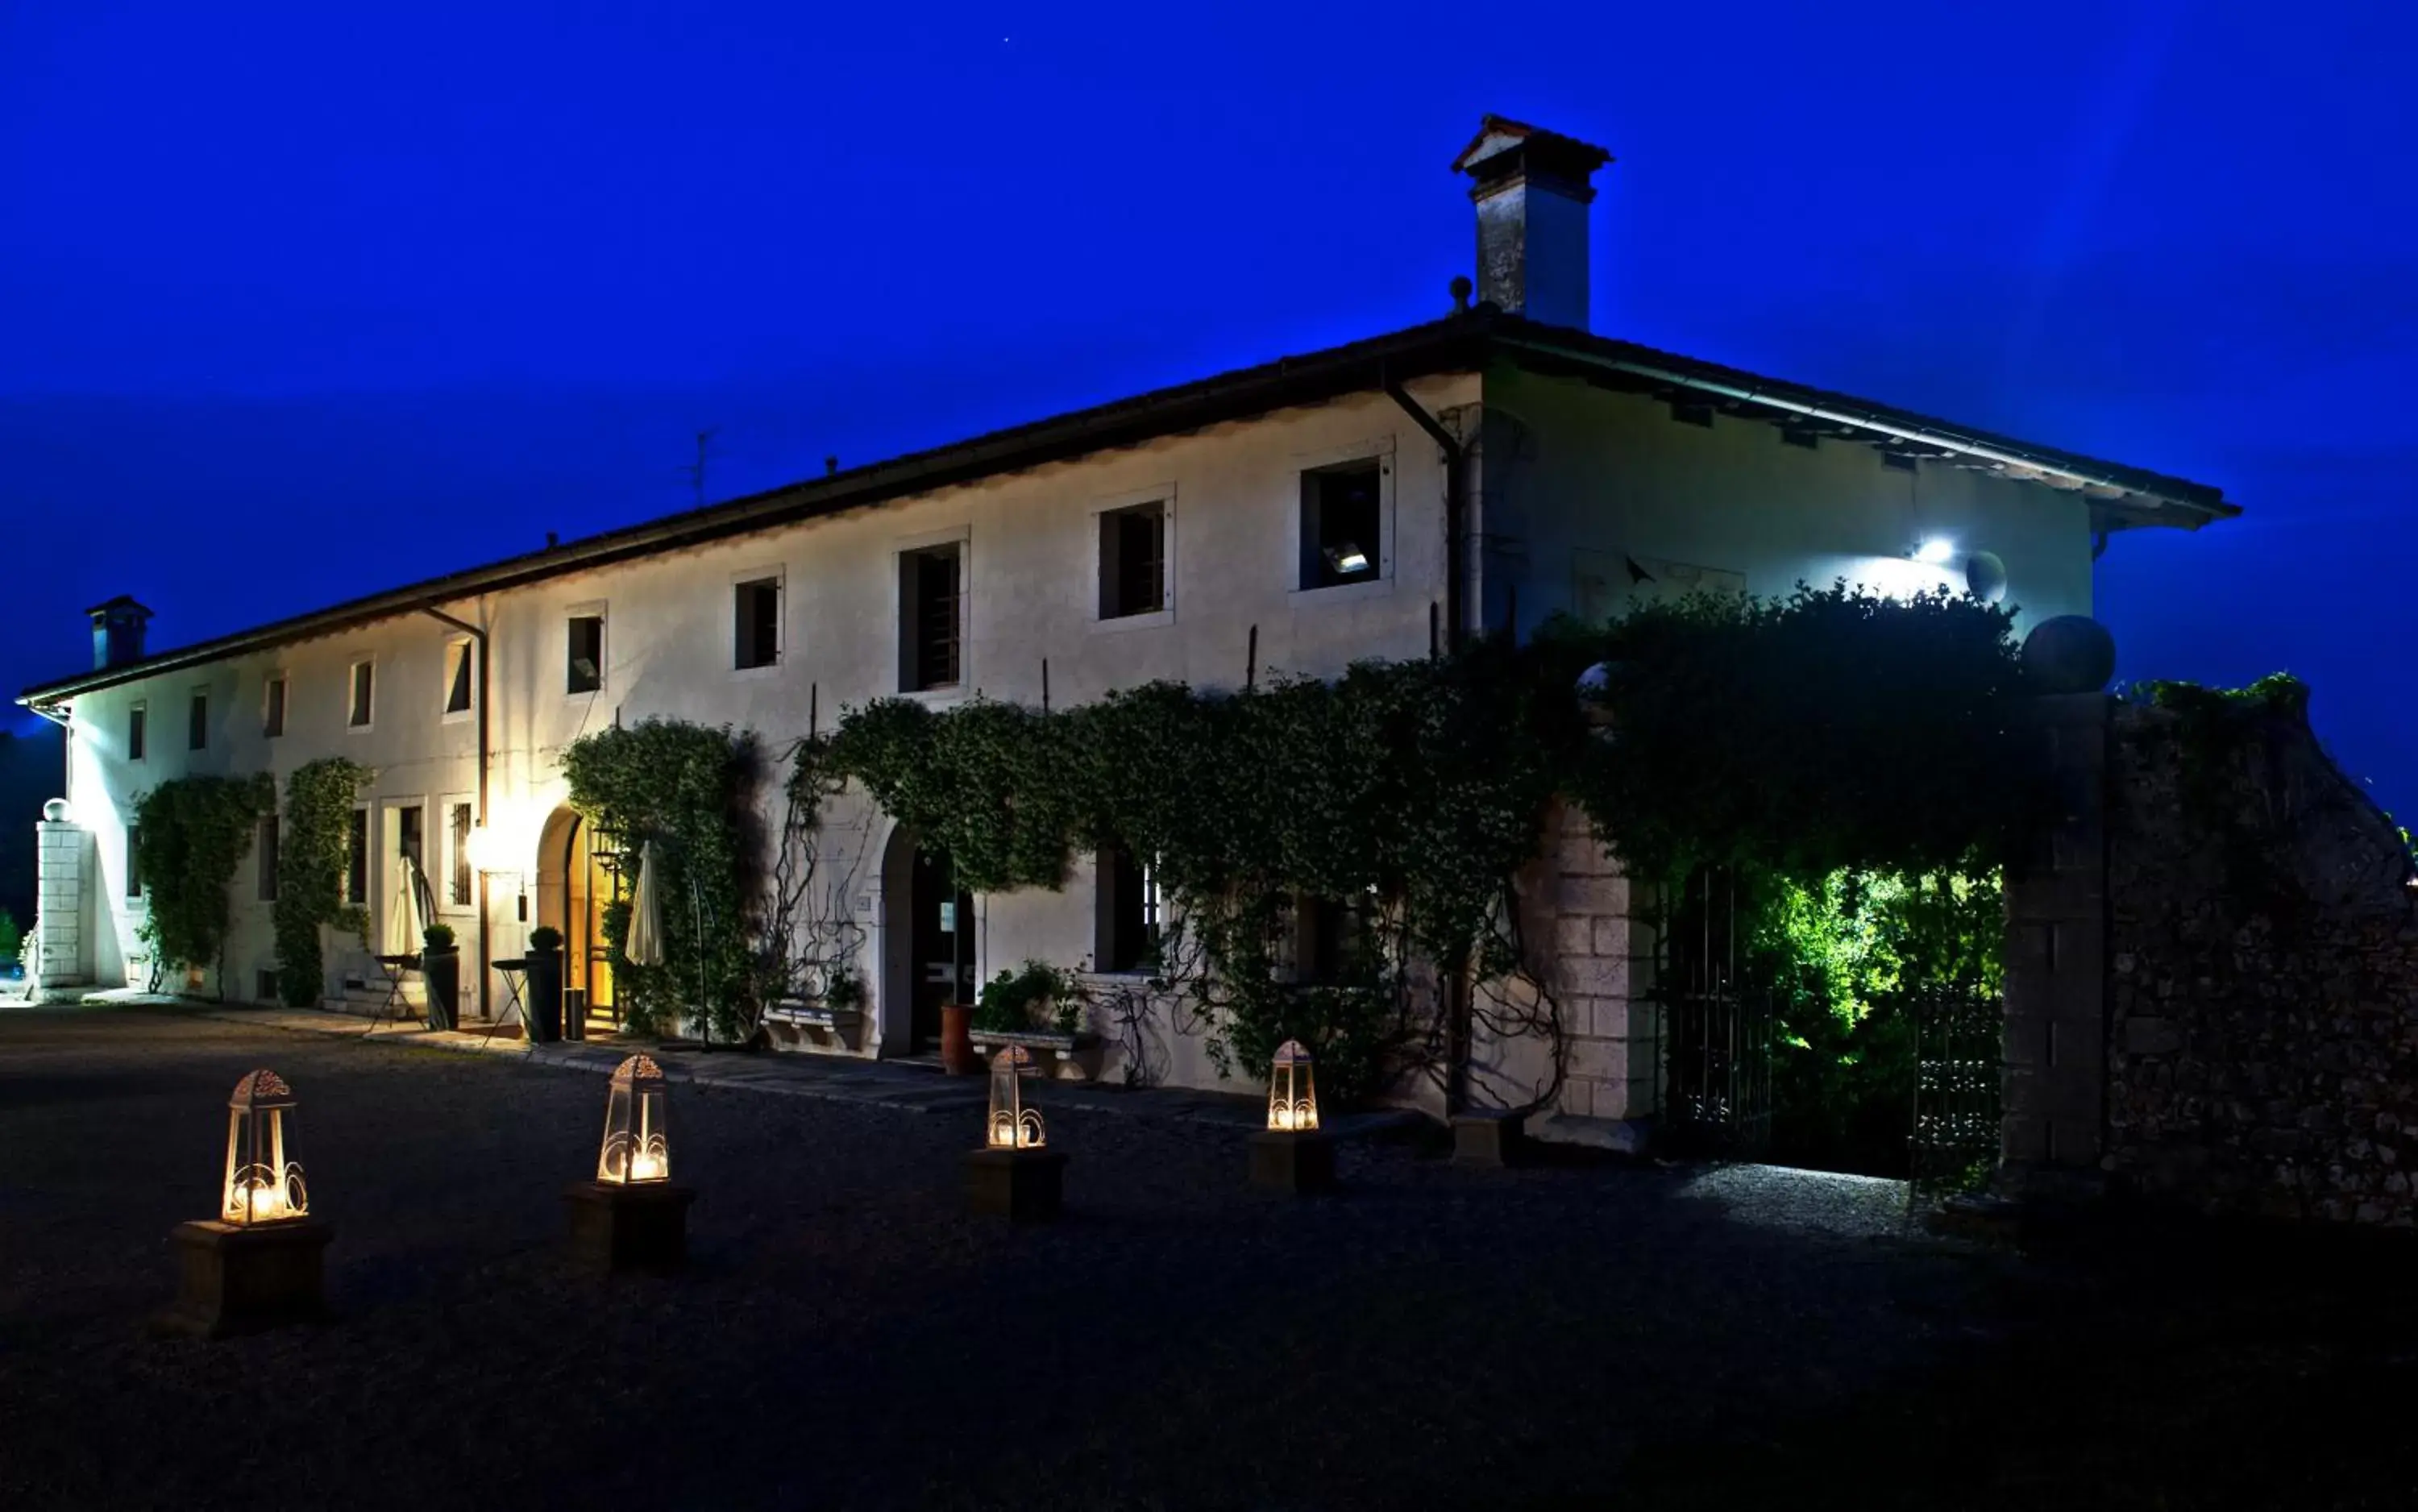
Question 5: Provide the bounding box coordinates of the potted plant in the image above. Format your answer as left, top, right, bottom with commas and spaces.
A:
421, 921, 460, 1031
974, 960, 1082, 1036
824, 967, 866, 1016
940, 998, 978, 1074
525, 924, 564, 1043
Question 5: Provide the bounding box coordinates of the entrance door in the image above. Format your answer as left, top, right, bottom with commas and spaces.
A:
908, 845, 973, 1051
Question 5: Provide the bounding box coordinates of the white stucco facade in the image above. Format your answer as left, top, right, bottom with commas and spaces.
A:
31, 355, 2129, 1119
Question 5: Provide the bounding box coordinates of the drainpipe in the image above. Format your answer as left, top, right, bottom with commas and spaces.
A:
421, 605, 489, 1020
1381, 372, 1474, 1113
1383, 372, 1467, 653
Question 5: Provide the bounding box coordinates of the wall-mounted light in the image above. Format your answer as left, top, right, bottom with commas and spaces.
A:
463, 823, 513, 877
1913, 536, 1957, 565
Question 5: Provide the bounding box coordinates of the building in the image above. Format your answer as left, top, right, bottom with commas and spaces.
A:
15, 118, 2234, 1136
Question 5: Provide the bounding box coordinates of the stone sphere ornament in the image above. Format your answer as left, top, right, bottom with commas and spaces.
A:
2021, 615, 2116, 694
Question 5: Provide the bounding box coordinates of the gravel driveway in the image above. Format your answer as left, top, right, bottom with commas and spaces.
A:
0, 1007, 1992, 1510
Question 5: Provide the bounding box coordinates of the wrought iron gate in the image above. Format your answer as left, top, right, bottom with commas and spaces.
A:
1908, 984, 2002, 1201
1660, 868, 1775, 1156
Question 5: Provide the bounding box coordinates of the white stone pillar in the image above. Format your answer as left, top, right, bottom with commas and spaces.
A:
35, 799, 92, 991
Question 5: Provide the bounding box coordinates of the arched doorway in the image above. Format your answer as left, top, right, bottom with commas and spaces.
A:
880, 825, 973, 1053
535, 806, 620, 1033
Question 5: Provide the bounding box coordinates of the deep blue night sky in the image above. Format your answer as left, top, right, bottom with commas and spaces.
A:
3, 2, 2410, 815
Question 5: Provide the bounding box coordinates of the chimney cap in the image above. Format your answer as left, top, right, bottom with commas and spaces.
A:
1452, 115, 1612, 187
84, 595, 153, 620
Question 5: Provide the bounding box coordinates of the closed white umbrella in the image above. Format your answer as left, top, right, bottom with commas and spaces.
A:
625, 840, 666, 968
384, 853, 426, 957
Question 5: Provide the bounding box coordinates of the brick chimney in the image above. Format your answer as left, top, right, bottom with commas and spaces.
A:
1452, 116, 1613, 330
87, 596, 152, 670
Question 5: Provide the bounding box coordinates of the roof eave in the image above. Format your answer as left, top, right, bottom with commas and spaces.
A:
17, 320, 1490, 708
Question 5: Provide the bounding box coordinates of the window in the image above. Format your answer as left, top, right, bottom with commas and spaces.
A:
348, 660, 374, 729
397, 804, 423, 870
734, 578, 781, 670
127, 825, 143, 898
256, 816, 279, 901
1096, 845, 1161, 974
1300, 460, 1383, 589
447, 801, 474, 907
567, 614, 604, 693
128, 702, 147, 762
264, 676, 287, 738
899, 543, 962, 692
345, 808, 368, 906
1099, 501, 1168, 619
188, 690, 209, 751
1286, 893, 1363, 985
443, 639, 473, 715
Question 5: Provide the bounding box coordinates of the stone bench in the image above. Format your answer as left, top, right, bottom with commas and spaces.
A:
762, 1000, 863, 1053
968, 1027, 1103, 1082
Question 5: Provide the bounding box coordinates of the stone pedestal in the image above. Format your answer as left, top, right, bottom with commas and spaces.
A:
964, 1146, 1066, 1220
156, 1218, 332, 1338
564, 1181, 695, 1274
1248, 1128, 1337, 1194
1452, 1110, 1531, 1168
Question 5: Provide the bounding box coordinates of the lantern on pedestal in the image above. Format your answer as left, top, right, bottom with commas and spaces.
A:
222, 1069, 308, 1223
597, 1053, 671, 1184
1266, 1040, 1319, 1132
159, 1069, 330, 1338
566, 1055, 693, 1273
1249, 1041, 1336, 1194
986, 1044, 1046, 1150
966, 1045, 1066, 1219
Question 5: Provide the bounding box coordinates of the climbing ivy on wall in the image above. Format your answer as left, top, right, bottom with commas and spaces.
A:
275, 758, 373, 1007
131, 773, 275, 993
1556, 584, 2037, 882
800, 584, 2035, 1106
561, 718, 758, 1041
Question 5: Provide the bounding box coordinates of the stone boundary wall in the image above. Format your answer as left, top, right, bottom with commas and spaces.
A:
2104, 700, 2418, 1226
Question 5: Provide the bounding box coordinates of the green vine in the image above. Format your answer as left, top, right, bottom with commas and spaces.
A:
275, 758, 373, 1007
798, 584, 2031, 1107
562, 718, 758, 1040
131, 773, 275, 994
2121, 672, 2312, 913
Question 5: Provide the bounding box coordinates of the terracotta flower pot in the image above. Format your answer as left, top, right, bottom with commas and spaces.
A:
940, 1003, 977, 1074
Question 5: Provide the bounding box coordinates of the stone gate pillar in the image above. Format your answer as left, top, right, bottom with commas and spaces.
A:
35, 798, 93, 995
2000, 625, 2117, 1197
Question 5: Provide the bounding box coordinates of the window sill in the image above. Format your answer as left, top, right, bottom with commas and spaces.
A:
1287, 575, 1394, 606
731, 663, 785, 683
1089, 606, 1175, 635
898, 684, 966, 706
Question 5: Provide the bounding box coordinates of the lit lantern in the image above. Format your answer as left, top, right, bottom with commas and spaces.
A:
597, 1054, 671, 1184
1267, 1040, 1319, 1132
221, 1069, 308, 1225
986, 1045, 1046, 1149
